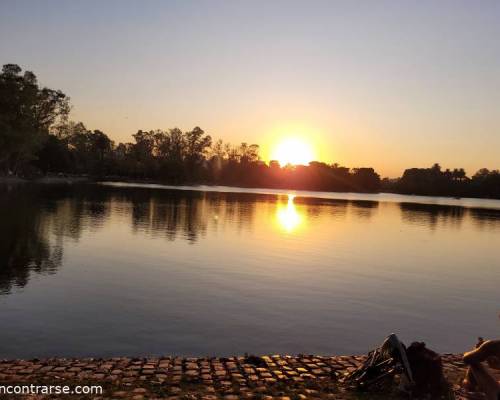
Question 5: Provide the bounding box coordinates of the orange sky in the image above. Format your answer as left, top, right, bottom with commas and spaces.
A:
2, 0, 499, 177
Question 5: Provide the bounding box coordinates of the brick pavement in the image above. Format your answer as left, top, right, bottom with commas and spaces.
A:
0, 354, 472, 399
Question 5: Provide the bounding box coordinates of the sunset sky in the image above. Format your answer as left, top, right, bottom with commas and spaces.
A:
1, 0, 499, 177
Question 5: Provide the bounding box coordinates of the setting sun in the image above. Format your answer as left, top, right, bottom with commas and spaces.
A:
271, 138, 315, 166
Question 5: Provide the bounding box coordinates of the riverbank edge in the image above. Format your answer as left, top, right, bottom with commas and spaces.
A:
0, 353, 470, 399
0, 175, 91, 184
2, 175, 500, 204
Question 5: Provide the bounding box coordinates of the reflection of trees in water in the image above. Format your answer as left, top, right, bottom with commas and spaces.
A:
399, 202, 500, 230
124, 189, 258, 243
349, 200, 379, 219
0, 185, 112, 294
0, 185, 62, 294
2, 184, 499, 293
206, 193, 257, 236
399, 203, 465, 229
469, 208, 500, 231
51, 191, 111, 240
292, 197, 378, 220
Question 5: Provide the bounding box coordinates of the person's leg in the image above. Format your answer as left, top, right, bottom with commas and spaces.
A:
467, 362, 500, 400
463, 366, 478, 391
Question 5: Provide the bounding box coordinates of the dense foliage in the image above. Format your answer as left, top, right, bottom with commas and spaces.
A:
32, 121, 383, 193
385, 163, 500, 199
1, 64, 499, 198
0, 64, 69, 174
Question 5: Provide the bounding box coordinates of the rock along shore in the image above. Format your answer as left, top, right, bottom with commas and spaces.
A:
0, 353, 471, 399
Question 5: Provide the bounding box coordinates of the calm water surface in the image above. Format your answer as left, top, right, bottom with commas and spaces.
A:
1, 182, 499, 358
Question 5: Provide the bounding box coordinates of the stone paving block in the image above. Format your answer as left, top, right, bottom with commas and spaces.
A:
0, 353, 473, 399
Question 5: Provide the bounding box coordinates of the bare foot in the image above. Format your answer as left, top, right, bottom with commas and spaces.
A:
463, 378, 477, 391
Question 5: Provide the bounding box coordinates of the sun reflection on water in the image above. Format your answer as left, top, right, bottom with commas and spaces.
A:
276, 194, 303, 232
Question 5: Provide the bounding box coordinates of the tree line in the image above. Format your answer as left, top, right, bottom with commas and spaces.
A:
382, 163, 500, 199
1, 64, 499, 198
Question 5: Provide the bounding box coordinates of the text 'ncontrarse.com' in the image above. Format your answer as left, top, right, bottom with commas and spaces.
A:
0, 384, 103, 396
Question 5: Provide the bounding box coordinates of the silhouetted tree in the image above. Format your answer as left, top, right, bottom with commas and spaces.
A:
184, 126, 212, 180
396, 164, 499, 199
0, 64, 69, 175
2, 64, 499, 199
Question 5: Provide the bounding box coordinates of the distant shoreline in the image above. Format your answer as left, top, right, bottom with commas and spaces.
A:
2, 175, 500, 209
0, 175, 91, 184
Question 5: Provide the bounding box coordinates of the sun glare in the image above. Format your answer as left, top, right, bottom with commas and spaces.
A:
276, 194, 303, 233
271, 138, 315, 166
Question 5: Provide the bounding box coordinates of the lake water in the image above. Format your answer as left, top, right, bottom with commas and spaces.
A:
1, 182, 499, 359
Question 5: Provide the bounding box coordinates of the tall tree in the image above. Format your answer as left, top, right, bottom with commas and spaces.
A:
184, 127, 212, 179
0, 64, 70, 174
184, 127, 212, 164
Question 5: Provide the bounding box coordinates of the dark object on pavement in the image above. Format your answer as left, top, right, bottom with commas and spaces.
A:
406, 341, 449, 397
344, 334, 453, 398
343, 333, 414, 392
244, 354, 267, 367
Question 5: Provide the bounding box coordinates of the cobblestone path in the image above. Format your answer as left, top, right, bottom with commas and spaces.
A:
0, 354, 474, 399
